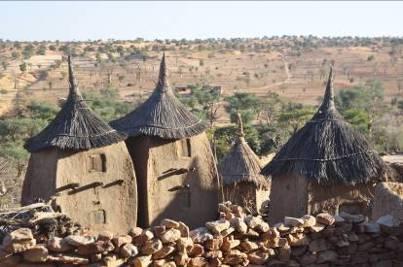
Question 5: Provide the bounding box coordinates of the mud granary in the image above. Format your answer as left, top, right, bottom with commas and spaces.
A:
262, 68, 386, 224
111, 54, 219, 229
218, 113, 270, 214
22, 56, 137, 233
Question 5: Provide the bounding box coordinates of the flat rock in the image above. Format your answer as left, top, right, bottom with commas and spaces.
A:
190, 227, 213, 243
229, 217, 248, 234
339, 212, 365, 224
133, 255, 152, 267
129, 227, 144, 238
248, 251, 269, 265
245, 215, 264, 229
221, 237, 241, 252
112, 234, 132, 248
46, 237, 73, 252
97, 231, 114, 241
161, 218, 180, 229
141, 238, 163, 255
160, 228, 182, 244
64, 235, 95, 247
316, 213, 335, 226
120, 243, 138, 258
223, 249, 248, 266
284, 216, 304, 227
376, 215, 400, 228
2, 228, 36, 253
240, 240, 259, 252
206, 219, 230, 234
301, 215, 316, 227
189, 256, 208, 267
22, 245, 48, 263
152, 245, 175, 260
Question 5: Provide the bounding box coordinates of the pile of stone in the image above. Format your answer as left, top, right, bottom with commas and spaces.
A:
0, 203, 81, 244
0, 202, 402, 267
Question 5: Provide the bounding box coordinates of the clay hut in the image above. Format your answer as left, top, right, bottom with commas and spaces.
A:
111, 54, 219, 228
262, 68, 385, 223
218, 114, 270, 214
22, 56, 137, 233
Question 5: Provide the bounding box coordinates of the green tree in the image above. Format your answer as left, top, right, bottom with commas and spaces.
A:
22, 44, 34, 59
36, 45, 47, 55
278, 103, 315, 134
179, 85, 221, 127
212, 124, 261, 161
335, 80, 386, 136
225, 92, 262, 125
83, 87, 132, 122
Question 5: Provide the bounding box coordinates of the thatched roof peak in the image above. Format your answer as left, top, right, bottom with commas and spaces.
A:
156, 52, 169, 92
67, 55, 79, 96
236, 113, 245, 139
219, 115, 269, 189
261, 68, 385, 185
111, 54, 207, 139
24, 56, 125, 153
320, 67, 335, 113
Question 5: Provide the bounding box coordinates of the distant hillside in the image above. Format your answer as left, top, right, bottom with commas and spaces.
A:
1, 36, 403, 116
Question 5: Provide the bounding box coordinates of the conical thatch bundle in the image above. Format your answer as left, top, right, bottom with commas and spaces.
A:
262, 68, 384, 185
25, 56, 125, 152
111, 53, 207, 139
219, 114, 268, 189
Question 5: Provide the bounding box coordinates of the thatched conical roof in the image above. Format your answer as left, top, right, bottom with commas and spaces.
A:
261, 68, 385, 185
111, 54, 207, 139
219, 114, 269, 188
24, 56, 125, 153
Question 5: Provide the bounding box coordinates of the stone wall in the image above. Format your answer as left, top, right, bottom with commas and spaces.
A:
0, 202, 402, 267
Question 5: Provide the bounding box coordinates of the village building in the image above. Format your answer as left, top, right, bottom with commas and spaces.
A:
111, 54, 219, 228
218, 114, 270, 214
22, 56, 138, 233
261, 68, 385, 224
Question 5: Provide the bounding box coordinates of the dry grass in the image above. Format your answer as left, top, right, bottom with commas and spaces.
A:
1, 39, 403, 116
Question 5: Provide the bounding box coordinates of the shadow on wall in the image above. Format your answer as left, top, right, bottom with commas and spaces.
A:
152, 155, 219, 228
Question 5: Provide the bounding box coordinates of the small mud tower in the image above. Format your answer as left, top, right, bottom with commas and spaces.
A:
22, 56, 137, 233
111, 54, 219, 228
219, 114, 270, 215
262, 68, 385, 224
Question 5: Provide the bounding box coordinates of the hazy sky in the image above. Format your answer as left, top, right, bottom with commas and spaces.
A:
1, 1, 403, 41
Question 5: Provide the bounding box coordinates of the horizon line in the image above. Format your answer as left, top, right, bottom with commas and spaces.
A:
3, 34, 403, 43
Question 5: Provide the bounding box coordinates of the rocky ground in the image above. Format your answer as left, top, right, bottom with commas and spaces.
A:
0, 202, 402, 267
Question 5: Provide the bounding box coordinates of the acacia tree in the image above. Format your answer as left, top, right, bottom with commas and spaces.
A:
258, 92, 284, 125
335, 80, 386, 137
225, 92, 262, 125
278, 103, 315, 135
179, 85, 222, 127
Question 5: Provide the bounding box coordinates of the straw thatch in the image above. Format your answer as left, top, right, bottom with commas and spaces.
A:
111, 54, 207, 139
219, 114, 269, 189
261, 68, 385, 185
24, 56, 125, 152
0, 158, 8, 176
